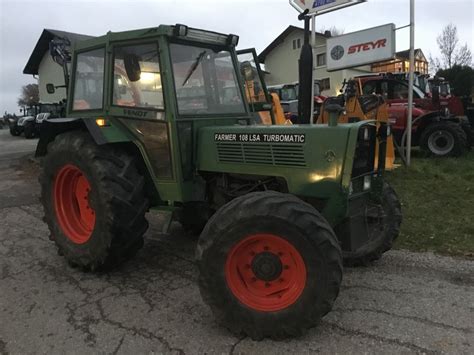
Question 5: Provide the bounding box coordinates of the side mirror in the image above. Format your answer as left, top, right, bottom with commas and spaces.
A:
124, 53, 141, 82
432, 86, 440, 106
46, 83, 55, 94
240, 61, 255, 81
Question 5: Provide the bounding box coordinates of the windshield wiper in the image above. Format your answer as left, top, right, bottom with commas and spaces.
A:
182, 51, 206, 86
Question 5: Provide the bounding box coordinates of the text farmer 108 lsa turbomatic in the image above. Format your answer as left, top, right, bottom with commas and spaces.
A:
37, 23, 402, 339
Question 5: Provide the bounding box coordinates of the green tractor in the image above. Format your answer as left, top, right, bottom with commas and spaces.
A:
37, 24, 401, 339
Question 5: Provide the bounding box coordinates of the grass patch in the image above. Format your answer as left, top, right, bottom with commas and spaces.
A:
385, 150, 474, 258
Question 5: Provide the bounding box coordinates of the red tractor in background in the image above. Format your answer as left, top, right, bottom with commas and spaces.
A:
355, 74, 472, 156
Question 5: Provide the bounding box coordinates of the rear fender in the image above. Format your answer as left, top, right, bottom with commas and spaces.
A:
35, 117, 161, 205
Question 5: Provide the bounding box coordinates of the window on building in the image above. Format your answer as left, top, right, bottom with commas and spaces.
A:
292, 38, 301, 50
316, 53, 326, 67
320, 78, 330, 91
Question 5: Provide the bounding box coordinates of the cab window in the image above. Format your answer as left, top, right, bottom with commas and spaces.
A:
72, 48, 105, 110
362, 81, 377, 95
391, 82, 409, 99
113, 44, 164, 110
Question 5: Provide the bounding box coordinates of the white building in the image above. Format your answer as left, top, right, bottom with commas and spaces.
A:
23, 29, 92, 103
257, 26, 372, 96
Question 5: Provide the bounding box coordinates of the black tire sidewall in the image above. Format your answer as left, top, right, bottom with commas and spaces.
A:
421, 122, 466, 156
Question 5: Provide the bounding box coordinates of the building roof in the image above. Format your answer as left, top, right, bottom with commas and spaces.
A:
257, 25, 328, 64
395, 48, 427, 61
23, 29, 94, 75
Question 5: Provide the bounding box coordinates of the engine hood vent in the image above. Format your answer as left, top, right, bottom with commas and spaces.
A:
217, 142, 306, 167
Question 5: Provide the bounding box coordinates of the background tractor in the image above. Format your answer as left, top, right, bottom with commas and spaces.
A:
36, 24, 401, 339
355, 74, 471, 156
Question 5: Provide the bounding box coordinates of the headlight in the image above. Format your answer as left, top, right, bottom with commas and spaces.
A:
174, 24, 188, 36
444, 107, 450, 116
386, 124, 391, 136
363, 175, 371, 191
227, 34, 239, 47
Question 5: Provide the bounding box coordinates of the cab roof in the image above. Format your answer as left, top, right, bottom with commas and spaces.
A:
74, 24, 236, 52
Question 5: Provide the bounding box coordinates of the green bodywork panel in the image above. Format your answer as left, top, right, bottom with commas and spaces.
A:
197, 122, 365, 224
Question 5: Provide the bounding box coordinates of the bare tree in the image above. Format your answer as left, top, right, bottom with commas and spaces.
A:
432, 23, 473, 70
318, 26, 344, 37
454, 44, 473, 67
17, 84, 39, 107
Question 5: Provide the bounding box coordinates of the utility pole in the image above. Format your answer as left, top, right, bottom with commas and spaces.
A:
310, 14, 316, 124
406, 0, 415, 166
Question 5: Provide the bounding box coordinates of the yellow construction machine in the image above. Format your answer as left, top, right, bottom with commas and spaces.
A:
237, 49, 289, 126
317, 78, 396, 169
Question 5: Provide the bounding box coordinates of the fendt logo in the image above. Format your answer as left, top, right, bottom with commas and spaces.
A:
348, 38, 387, 54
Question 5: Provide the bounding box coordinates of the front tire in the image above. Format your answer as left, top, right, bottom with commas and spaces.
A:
10, 126, 20, 136
343, 182, 402, 266
197, 191, 342, 339
24, 121, 36, 139
420, 121, 468, 157
39, 131, 149, 271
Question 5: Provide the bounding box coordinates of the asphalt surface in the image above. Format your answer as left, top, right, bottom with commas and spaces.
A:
0, 128, 473, 354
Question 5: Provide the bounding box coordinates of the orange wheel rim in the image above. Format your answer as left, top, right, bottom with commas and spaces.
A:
53, 164, 95, 244
225, 233, 306, 312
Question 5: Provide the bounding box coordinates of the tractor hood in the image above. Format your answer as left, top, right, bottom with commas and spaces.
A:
196, 123, 368, 199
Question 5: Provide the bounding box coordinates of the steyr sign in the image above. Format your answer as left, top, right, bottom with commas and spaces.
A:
326, 23, 396, 71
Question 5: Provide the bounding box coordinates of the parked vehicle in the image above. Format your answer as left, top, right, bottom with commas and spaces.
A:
356, 74, 471, 156
36, 23, 400, 339
268, 81, 326, 121
8, 106, 38, 136
24, 103, 64, 139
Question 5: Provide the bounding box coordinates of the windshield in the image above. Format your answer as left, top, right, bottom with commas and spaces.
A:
170, 43, 245, 115
281, 87, 298, 101
412, 84, 425, 98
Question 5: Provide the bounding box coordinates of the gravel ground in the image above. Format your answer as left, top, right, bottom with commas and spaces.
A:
0, 130, 472, 354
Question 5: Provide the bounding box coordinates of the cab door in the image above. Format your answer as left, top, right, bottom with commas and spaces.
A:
236, 48, 277, 124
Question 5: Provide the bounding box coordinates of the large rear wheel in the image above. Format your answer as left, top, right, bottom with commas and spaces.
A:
420, 121, 468, 157
39, 131, 149, 271
197, 191, 342, 339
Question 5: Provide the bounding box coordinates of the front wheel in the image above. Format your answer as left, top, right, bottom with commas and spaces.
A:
24, 121, 36, 138
420, 121, 468, 157
197, 191, 342, 340
10, 126, 20, 136
39, 131, 149, 271
343, 182, 402, 266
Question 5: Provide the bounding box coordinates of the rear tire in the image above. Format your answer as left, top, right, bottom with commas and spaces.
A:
420, 121, 468, 157
197, 191, 342, 340
39, 131, 149, 271
343, 182, 402, 266
24, 121, 36, 139
10, 126, 20, 136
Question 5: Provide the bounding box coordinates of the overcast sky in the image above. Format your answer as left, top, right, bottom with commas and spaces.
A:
0, 0, 472, 114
